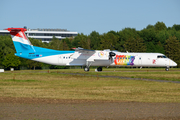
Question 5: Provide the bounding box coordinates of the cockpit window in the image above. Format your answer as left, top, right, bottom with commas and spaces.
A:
157, 55, 167, 58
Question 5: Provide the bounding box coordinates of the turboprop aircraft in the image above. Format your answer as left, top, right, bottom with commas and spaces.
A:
6, 28, 177, 71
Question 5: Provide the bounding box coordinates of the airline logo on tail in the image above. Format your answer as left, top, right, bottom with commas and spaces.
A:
6, 28, 35, 53
6, 28, 31, 45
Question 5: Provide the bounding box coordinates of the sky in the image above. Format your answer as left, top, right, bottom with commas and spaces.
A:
0, 0, 180, 35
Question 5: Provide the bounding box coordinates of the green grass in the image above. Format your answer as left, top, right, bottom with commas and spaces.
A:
0, 70, 180, 103
53, 68, 180, 81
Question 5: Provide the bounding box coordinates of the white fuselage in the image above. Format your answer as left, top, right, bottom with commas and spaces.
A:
33, 50, 177, 68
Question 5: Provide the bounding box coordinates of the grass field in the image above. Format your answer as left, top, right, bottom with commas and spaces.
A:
56, 68, 180, 81
0, 68, 180, 103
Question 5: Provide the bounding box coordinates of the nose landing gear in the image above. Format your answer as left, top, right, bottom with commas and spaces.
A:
165, 67, 169, 71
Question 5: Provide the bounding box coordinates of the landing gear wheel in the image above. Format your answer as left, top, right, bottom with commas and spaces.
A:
165, 67, 169, 71
84, 67, 89, 72
97, 67, 102, 72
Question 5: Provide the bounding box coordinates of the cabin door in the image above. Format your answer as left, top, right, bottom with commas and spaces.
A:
59, 55, 63, 64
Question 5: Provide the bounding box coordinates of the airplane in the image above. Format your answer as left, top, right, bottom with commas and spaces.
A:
6, 28, 177, 72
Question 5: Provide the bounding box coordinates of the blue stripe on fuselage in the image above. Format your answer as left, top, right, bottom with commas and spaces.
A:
14, 42, 75, 59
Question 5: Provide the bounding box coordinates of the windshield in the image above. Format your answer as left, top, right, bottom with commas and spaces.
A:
157, 55, 167, 58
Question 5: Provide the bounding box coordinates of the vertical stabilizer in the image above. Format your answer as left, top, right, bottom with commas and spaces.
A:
6, 28, 35, 53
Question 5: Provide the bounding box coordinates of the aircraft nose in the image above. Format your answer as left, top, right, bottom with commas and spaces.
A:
173, 61, 177, 66
171, 60, 177, 67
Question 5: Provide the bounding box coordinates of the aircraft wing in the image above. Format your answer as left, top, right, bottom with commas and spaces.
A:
71, 47, 109, 61
72, 47, 95, 52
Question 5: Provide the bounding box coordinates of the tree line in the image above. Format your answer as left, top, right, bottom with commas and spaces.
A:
0, 21, 180, 70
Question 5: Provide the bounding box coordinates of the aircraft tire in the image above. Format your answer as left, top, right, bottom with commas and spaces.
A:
97, 67, 102, 72
165, 67, 169, 71
84, 67, 89, 72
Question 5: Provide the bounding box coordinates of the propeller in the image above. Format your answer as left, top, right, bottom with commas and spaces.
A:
109, 51, 116, 61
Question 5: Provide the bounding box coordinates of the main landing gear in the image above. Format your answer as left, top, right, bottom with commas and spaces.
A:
84, 66, 103, 72
84, 61, 103, 72
84, 61, 92, 72
96, 67, 102, 72
84, 67, 89, 72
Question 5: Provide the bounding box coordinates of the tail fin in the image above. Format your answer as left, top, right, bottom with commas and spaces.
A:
6, 28, 35, 53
